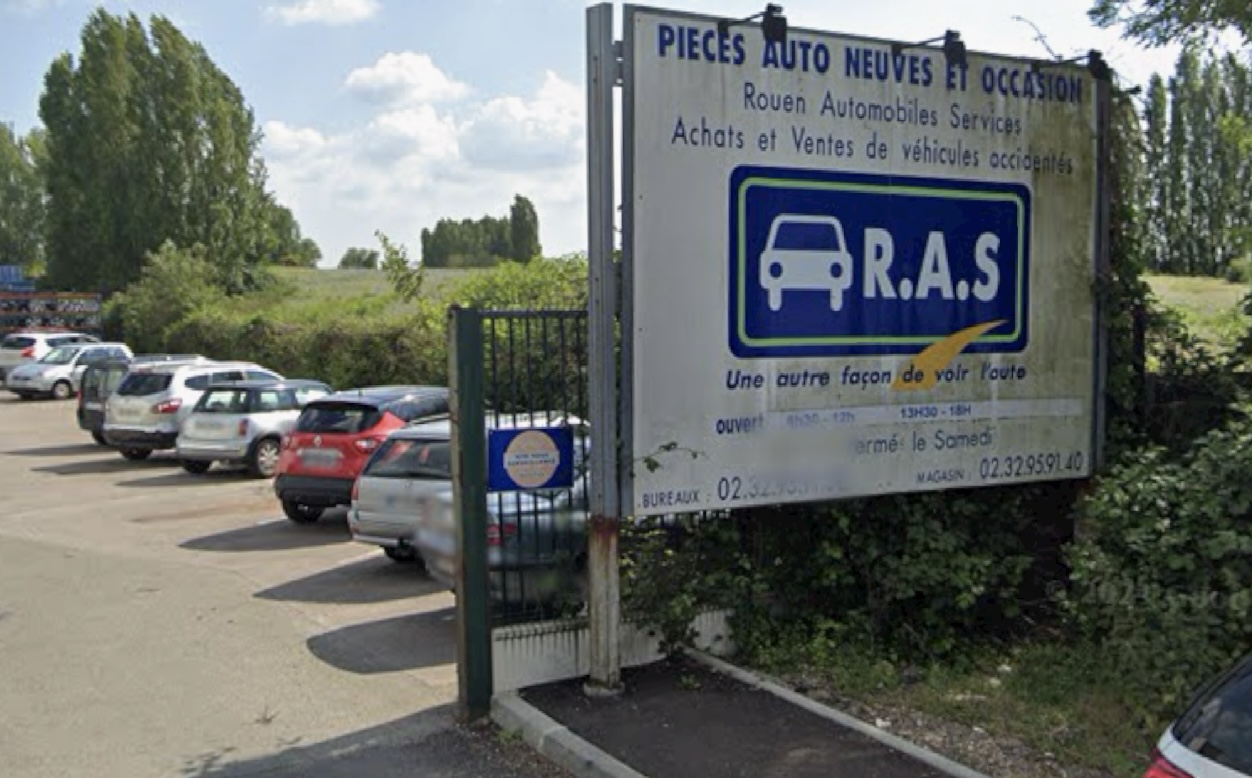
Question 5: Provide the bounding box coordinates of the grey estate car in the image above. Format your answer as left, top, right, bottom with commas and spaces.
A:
348, 414, 589, 604
176, 380, 332, 477
104, 361, 282, 460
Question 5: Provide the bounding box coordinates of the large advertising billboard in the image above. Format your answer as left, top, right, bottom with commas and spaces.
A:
622, 6, 1102, 515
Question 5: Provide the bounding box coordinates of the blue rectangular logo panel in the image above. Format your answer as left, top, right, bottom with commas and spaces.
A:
728, 167, 1031, 358
487, 427, 575, 492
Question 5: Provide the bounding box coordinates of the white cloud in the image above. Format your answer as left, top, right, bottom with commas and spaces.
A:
346, 52, 471, 105
461, 71, 583, 171
263, 123, 327, 157
262, 58, 585, 267
264, 0, 380, 26
2, 0, 65, 13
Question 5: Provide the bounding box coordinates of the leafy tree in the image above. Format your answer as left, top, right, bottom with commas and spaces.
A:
0, 124, 45, 272
378, 231, 424, 302
108, 241, 224, 352
420, 194, 541, 268
509, 194, 541, 263
38, 10, 304, 292
1142, 75, 1169, 271
1138, 49, 1252, 278
1090, 0, 1252, 46
338, 247, 380, 269
260, 202, 320, 267
293, 238, 322, 268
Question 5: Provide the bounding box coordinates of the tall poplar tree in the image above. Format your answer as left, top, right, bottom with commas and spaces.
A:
38, 10, 306, 292
0, 125, 45, 271
508, 195, 541, 263
1141, 74, 1169, 271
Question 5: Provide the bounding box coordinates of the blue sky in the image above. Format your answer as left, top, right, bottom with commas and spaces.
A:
1, 0, 1189, 267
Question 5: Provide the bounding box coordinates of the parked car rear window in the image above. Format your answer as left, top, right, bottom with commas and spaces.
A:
40, 346, 80, 365
254, 389, 296, 412
197, 389, 250, 414
117, 373, 173, 396
83, 365, 130, 401
99, 366, 129, 396
1, 336, 35, 350
295, 402, 381, 434
382, 396, 449, 422
364, 438, 451, 479
81, 368, 103, 397
1174, 655, 1252, 773
293, 386, 329, 406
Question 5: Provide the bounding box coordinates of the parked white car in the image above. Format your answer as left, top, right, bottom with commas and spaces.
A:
1145, 651, 1252, 778
759, 214, 854, 312
5, 342, 132, 400
0, 331, 99, 386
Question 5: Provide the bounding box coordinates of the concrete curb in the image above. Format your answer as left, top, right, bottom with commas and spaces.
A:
492, 692, 646, 778
686, 650, 995, 778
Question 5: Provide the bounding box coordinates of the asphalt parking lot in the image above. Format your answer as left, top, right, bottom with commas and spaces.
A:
0, 394, 558, 777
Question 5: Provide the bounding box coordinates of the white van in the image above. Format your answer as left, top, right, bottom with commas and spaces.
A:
5, 341, 132, 400
0, 331, 99, 386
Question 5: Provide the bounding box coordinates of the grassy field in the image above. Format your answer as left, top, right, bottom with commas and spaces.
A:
1146, 273, 1248, 348
271, 266, 483, 300
274, 268, 1243, 311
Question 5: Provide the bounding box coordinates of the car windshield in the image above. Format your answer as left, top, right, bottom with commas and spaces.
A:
772, 220, 843, 251
197, 389, 251, 414
1174, 655, 1252, 773
116, 372, 173, 396
39, 346, 79, 365
295, 402, 381, 434
1, 336, 35, 350
363, 438, 451, 479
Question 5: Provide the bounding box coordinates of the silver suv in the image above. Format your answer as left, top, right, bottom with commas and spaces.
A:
104, 361, 282, 460
177, 379, 332, 477
5, 342, 133, 400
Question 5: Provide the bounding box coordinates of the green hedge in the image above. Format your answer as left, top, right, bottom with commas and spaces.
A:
162, 306, 448, 389
110, 255, 587, 391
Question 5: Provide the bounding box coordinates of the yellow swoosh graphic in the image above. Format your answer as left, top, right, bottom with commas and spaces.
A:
890, 319, 1006, 391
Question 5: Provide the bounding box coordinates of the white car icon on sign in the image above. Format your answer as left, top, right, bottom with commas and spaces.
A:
759, 214, 854, 312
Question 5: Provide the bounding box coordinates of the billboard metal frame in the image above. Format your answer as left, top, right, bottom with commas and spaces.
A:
584, 0, 1111, 687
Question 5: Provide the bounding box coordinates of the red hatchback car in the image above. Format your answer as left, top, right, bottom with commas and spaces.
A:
273, 385, 450, 523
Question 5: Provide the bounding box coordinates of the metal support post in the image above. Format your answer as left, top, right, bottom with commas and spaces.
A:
1092, 73, 1112, 471
585, 2, 622, 696
449, 305, 492, 719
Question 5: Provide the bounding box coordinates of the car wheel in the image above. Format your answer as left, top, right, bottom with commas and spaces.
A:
181, 460, 212, 474
51, 381, 73, 401
120, 448, 152, 461
91, 431, 109, 446
383, 546, 425, 567
248, 437, 281, 479
282, 500, 323, 524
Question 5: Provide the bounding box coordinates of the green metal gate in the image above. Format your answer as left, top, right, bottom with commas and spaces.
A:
448, 306, 590, 719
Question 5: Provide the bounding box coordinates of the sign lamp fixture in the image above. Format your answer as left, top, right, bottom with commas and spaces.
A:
891, 30, 967, 70
1028, 49, 1112, 81
717, 3, 788, 45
